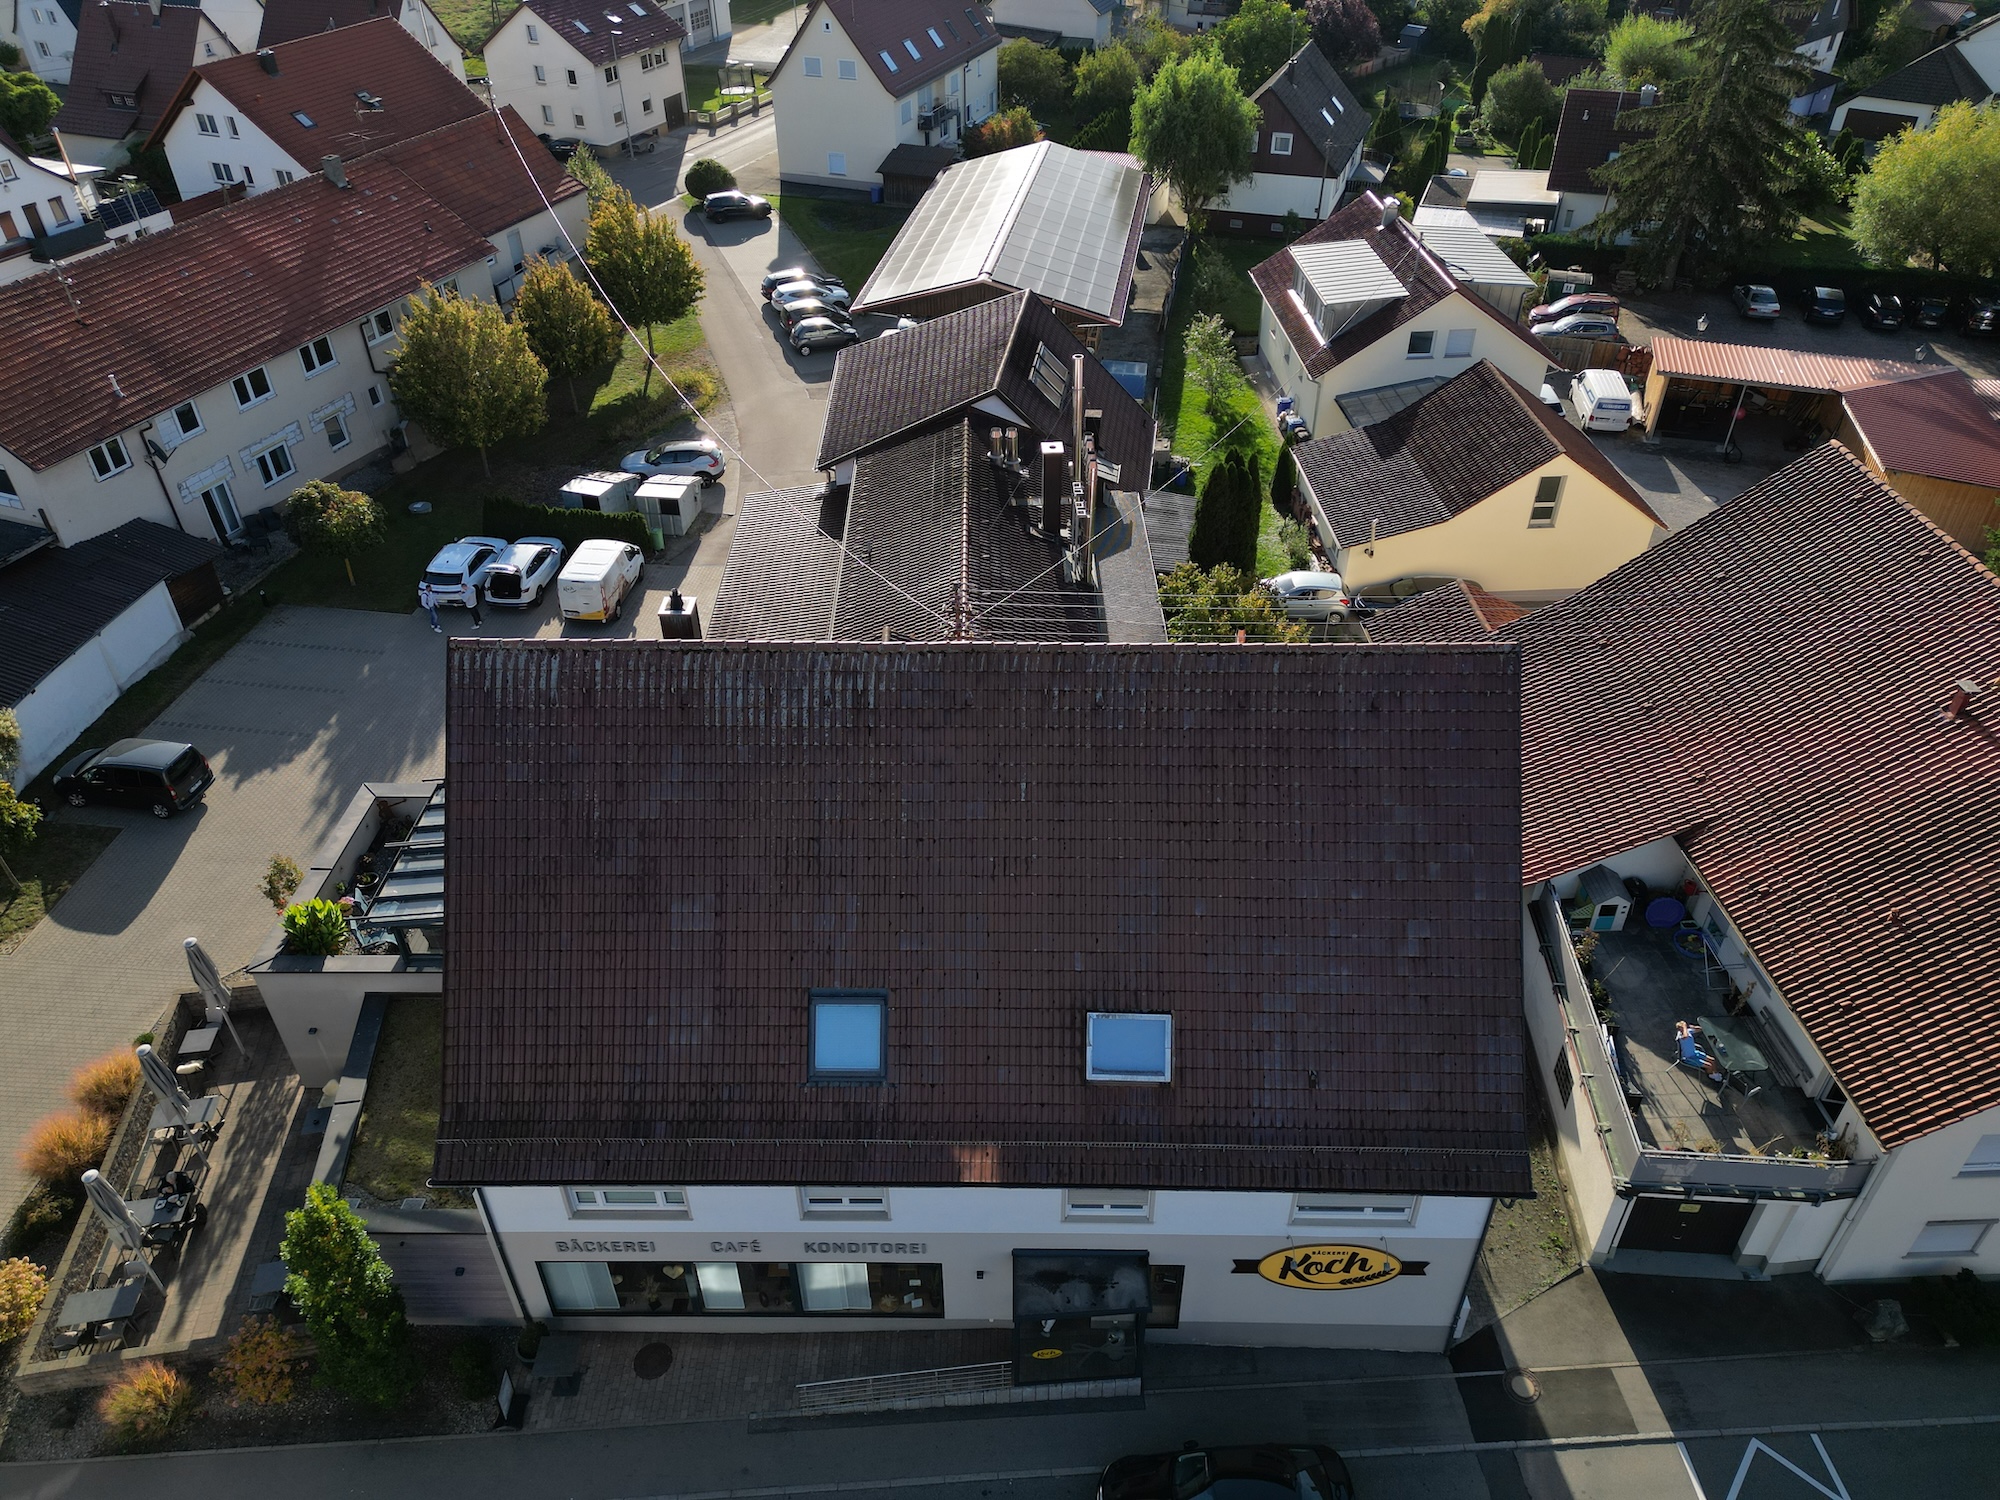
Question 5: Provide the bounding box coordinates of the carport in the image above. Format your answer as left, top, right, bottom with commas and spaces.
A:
1642, 336, 1934, 455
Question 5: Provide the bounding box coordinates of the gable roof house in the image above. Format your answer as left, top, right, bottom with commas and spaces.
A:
257, 0, 466, 78
0, 156, 496, 549
1250, 191, 1551, 441
1836, 368, 2000, 549
715, 291, 1162, 642
52, 0, 243, 166
985, 0, 1117, 47
0, 123, 94, 281
1543, 87, 1650, 239
1208, 42, 1370, 235
1291, 360, 1661, 604
1830, 11, 2000, 139
769, 0, 1001, 190
481, 0, 690, 151
440, 637, 1530, 1355
19, 0, 83, 84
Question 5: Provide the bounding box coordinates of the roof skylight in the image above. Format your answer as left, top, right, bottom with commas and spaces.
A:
811, 990, 886, 1080
944, 17, 960, 37
1027, 342, 1068, 408
880, 48, 898, 70
1086, 1013, 1172, 1083
927, 26, 943, 46
573, 18, 590, 32
904, 37, 922, 59
965, 7, 985, 32
292, 110, 315, 126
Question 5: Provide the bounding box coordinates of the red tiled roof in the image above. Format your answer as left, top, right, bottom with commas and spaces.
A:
777, 0, 1000, 96
1546, 88, 1646, 196
1465, 584, 1527, 629
516, 0, 686, 67
436, 641, 1532, 1196
147, 18, 483, 162
0, 159, 491, 471
1650, 335, 1936, 394
1508, 442, 2000, 1149
1251, 191, 1550, 381
54, 0, 207, 143
373, 105, 584, 236
258, 0, 411, 49
1362, 580, 1507, 644
1843, 368, 2000, 488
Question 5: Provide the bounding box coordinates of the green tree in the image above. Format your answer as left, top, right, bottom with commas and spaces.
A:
0, 72, 59, 143
682, 157, 735, 196
1417, 0, 1481, 56
1307, 0, 1383, 68
1467, 0, 1532, 104
1851, 101, 2000, 275
1184, 312, 1244, 415
965, 104, 1042, 155
998, 38, 1071, 112
1218, 0, 1311, 90
282, 1183, 417, 1407
1185, 450, 1263, 575
0, 707, 29, 894
1158, 562, 1308, 642
388, 288, 547, 475
1479, 57, 1559, 142
1601, 12, 1694, 86
513, 256, 623, 412
1132, 51, 1260, 228
1593, 0, 1810, 284
1270, 443, 1297, 517
1124, 10, 1192, 79
283, 480, 385, 588
586, 186, 705, 390
1073, 41, 1141, 118
567, 148, 617, 205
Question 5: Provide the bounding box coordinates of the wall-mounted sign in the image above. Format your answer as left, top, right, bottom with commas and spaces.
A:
1232, 1244, 1426, 1289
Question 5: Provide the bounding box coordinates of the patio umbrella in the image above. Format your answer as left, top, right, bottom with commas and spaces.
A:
136, 1043, 195, 1125
81, 1170, 165, 1290
183, 937, 245, 1054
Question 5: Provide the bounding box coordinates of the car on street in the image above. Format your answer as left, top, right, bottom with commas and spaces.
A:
537, 134, 581, 160
792, 316, 862, 354
1910, 294, 1951, 329
1528, 292, 1619, 324
771, 279, 853, 312
1958, 292, 1999, 336
1804, 286, 1848, 325
776, 297, 854, 332
422, 536, 507, 607
760, 266, 844, 299
1536, 312, 1621, 341
481, 536, 565, 608
702, 190, 771, 221
1859, 291, 1904, 331
620, 437, 725, 485
54, 739, 214, 819
1260, 570, 1351, 621
1731, 284, 1781, 320
1096, 1443, 1354, 1500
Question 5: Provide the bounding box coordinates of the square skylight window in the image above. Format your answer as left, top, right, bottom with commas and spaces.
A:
1087, 1012, 1172, 1082
811, 990, 886, 1080
292, 110, 315, 126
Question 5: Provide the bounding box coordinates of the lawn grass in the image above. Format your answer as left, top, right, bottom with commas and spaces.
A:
427, 0, 510, 55
346, 996, 471, 1208
1157, 235, 1282, 495
0, 822, 123, 955
1255, 495, 1293, 581
769, 194, 911, 288
1758, 211, 1871, 274
684, 64, 769, 112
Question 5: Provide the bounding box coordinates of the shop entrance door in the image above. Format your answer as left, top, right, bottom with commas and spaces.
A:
1618, 1196, 1753, 1255
1012, 1249, 1150, 1386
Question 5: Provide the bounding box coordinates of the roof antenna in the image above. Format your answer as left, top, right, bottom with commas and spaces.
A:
54, 266, 86, 324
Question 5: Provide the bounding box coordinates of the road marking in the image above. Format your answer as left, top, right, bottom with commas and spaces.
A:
1722, 1435, 1849, 1500
607, 1468, 1101, 1499
1679, 1442, 1710, 1500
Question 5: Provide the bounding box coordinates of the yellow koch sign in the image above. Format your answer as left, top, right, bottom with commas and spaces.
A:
1232, 1244, 1426, 1290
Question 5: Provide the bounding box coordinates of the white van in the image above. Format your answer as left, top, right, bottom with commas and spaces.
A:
557, 539, 646, 623
1575, 368, 1635, 433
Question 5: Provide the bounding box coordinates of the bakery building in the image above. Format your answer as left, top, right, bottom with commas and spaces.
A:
438, 640, 1529, 1369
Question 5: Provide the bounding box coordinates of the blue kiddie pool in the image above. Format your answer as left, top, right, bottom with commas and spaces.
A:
1646, 896, 1687, 928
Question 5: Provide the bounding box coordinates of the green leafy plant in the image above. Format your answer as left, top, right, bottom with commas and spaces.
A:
282, 899, 349, 957
0, 1257, 48, 1342
513, 256, 624, 413
1072, 41, 1140, 118
282, 1183, 417, 1406
68, 1050, 140, 1119
388, 287, 548, 475
1159, 563, 1308, 643
1217, 0, 1311, 91
17, 1109, 112, 1185
98, 1361, 199, 1448
1269, 444, 1297, 517
567, 148, 617, 205
997, 37, 1070, 112
964, 105, 1041, 156
284, 481, 387, 588
0, 71, 60, 143
261, 855, 303, 912
1184, 312, 1245, 417
1278, 518, 1313, 571
1068, 108, 1131, 153
1133, 51, 1260, 229
1851, 100, 2000, 275
218, 1317, 306, 1405
587, 187, 705, 392
682, 157, 735, 196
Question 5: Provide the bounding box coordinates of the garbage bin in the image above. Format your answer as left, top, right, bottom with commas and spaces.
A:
869, 183, 884, 204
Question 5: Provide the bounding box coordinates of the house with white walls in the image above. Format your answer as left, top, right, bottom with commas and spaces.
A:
985, 0, 1116, 47
19, 0, 82, 83
1210, 41, 1368, 234
257, 0, 466, 78
769, 0, 1001, 190
482, 0, 688, 150
49, 0, 243, 166
1830, 11, 2000, 140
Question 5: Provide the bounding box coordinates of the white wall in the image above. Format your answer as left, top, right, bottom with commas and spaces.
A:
402, 0, 470, 80
1817, 1106, 2000, 1282
19, 3, 77, 83
0, 140, 87, 241
1829, 97, 1934, 135
486, 13, 685, 148
986, 0, 1110, 45
160, 80, 308, 201
11, 582, 186, 782
1738, 1197, 1851, 1276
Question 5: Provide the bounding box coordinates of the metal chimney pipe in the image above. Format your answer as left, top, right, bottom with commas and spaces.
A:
1005, 426, 1019, 464
258, 47, 279, 74
1039, 442, 1065, 534
988, 425, 1002, 459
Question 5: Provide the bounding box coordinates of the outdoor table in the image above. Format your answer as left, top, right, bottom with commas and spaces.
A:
249, 1260, 289, 1311
1697, 1014, 1770, 1097
56, 1279, 144, 1332
148, 1092, 223, 1137
177, 1025, 222, 1060
123, 1192, 192, 1231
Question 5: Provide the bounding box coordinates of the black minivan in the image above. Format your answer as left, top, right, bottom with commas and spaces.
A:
54, 739, 214, 818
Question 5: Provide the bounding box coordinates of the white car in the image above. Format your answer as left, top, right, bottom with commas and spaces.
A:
770, 279, 852, 312
1262, 570, 1351, 621
481, 536, 565, 608
620, 437, 725, 485
422, 535, 507, 608
1537, 313, 1621, 341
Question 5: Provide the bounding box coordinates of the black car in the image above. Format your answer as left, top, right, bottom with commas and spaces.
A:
703, 190, 772, 221
1859, 291, 1903, 330
791, 316, 862, 353
1960, 292, 1999, 336
537, 134, 582, 161
1910, 294, 1951, 329
1804, 286, 1847, 325
54, 739, 213, 819
1098, 1444, 1354, 1500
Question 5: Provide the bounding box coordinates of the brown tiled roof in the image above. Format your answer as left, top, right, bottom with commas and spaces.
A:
436, 641, 1531, 1195
1528, 52, 1596, 85
1363, 580, 1524, 643
372, 105, 584, 236
1508, 442, 2000, 1149
258, 0, 410, 49
147, 19, 483, 162
1546, 88, 1646, 195
777, 0, 1000, 97
1250, 191, 1550, 381
1253, 41, 1367, 168
1843, 368, 2000, 489
0, 159, 491, 470
1293, 361, 1658, 546
517, 0, 686, 67
54, 0, 208, 143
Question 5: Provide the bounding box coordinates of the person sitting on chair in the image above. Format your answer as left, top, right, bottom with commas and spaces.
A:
1676, 1021, 1726, 1084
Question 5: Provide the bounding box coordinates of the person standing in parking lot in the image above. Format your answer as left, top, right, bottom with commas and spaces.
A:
418, 580, 441, 632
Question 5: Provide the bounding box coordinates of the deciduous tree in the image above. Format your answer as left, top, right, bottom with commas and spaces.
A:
1158, 562, 1307, 641
1851, 101, 2000, 275
965, 105, 1042, 155
1479, 57, 1558, 142
283, 480, 385, 587
388, 288, 548, 475
1217, 0, 1311, 89
1184, 312, 1245, 416
513, 256, 623, 412
998, 37, 1070, 112
1073, 40, 1141, 118
1132, 51, 1260, 228
282, 1183, 417, 1407
682, 157, 735, 196
0, 72, 59, 142
586, 186, 705, 390
1306, 0, 1382, 68
1601, 12, 1694, 87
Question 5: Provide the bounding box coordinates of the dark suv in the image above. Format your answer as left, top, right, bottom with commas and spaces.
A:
54, 739, 213, 818
702, 190, 772, 222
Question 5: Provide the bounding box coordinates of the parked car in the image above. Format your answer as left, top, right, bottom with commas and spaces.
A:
1278, 410, 1310, 443
702, 190, 771, 221
1859, 291, 1904, 331
777, 297, 853, 331
1731, 284, 1781, 320
481, 536, 565, 608
1575, 367, 1635, 432
1260, 570, 1351, 621
422, 535, 507, 607
620, 437, 725, 485
760, 266, 845, 299
1528, 292, 1619, 324
1097, 1444, 1354, 1500
54, 739, 214, 819
1958, 292, 1999, 336
1910, 294, 1951, 329
557, 538, 646, 623
771, 279, 853, 312
1351, 574, 1466, 612
537, 134, 581, 160
875, 316, 921, 338
792, 317, 863, 354
1804, 286, 1847, 325
1536, 313, 1621, 341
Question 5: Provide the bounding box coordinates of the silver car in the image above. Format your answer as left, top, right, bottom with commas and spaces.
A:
771, 279, 852, 312
481, 536, 565, 608
620, 437, 725, 485
1261, 570, 1351, 621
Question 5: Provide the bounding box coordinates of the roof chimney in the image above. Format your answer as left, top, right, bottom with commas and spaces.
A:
148, 0, 161, 19
258, 48, 278, 75
321, 154, 348, 188
1639, 82, 1658, 106
1379, 194, 1401, 230
1943, 677, 1986, 719
1039, 441, 1066, 535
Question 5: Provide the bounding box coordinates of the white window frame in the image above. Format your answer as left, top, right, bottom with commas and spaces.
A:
1291, 1193, 1418, 1226
1908, 1220, 1994, 1258
542, 104, 556, 124
362, 309, 396, 344
168, 399, 203, 441
802, 54, 821, 76
1960, 1135, 2000, 1177
88, 437, 133, 480
195, 112, 218, 135
1062, 1188, 1153, 1221
566, 68, 579, 87
613, 108, 624, 124
233, 366, 273, 408
0, 161, 13, 182
1444, 328, 1475, 357
252, 441, 295, 487
534, 63, 547, 82
525, 20, 539, 39
1270, 131, 1294, 155
211, 161, 236, 183
564, 1186, 690, 1217
901, 98, 914, 124
325, 412, 350, 449
838, 58, 857, 79
48, 197, 70, 225
1085, 1012, 1172, 1082
798, 1188, 891, 1219
1406, 330, 1435, 358
367, 384, 383, 406
641, 97, 653, 114
573, 112, 586, 128
0, 467, 23, 507
274, 168, 295, 185
225, 116, 239, 138
1528, 474, 1563, 528
827, 151, 846, 176
604, 63, 619, 83
299, 334, 337, 376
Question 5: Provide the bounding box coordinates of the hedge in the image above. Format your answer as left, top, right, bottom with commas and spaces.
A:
486, 497, 653, 556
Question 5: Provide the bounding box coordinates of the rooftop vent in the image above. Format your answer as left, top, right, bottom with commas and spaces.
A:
1379, 195, 1401, 229
1639, 83, 1658, 106
1086, 1012, 1172, 1083
354, 90, 383, 110
257, 47, 278, 75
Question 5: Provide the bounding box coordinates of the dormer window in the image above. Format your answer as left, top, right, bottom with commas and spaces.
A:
1086, 1012, 1171, 1083
810, 990, 886, 1080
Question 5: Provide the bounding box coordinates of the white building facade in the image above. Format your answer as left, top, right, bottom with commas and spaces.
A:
482, 0, 688, 150
19, 0, 79, 83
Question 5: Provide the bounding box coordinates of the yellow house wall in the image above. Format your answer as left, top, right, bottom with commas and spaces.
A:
1836, 411, 2000, 552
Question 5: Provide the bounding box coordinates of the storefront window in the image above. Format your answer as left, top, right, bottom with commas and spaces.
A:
536, 1259, 942, 1317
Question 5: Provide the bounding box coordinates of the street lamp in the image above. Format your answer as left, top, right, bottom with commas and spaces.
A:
609, 27, 634, 159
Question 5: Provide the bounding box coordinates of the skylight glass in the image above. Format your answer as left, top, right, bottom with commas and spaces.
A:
292, 110, 315, 126
904, 37, 922, 59
1327, 93, 1344, 114
573, 18, 590, 32
1087, 1013, 1172, 1082
1321, 108, 1337, 128
629, 3, 645, 12
1028, 343, 1068, 408
944, 17, 961, 37
880, 49, 898, 71
927, 26, 943, 46
811, 990, 886, 1079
